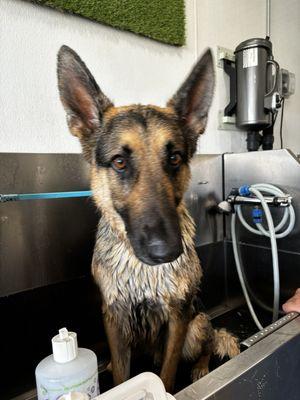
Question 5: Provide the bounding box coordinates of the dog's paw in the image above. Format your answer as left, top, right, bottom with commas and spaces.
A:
191, 365, 209, 382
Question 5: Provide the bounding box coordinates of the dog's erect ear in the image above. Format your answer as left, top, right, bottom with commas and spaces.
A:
168, 49, 214, 156
57, 45, 113, 158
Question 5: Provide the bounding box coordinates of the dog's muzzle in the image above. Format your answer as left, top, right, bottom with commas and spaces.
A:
129, 222, 184, 266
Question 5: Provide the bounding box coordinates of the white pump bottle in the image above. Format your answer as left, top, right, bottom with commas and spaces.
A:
35, 328, 99, 400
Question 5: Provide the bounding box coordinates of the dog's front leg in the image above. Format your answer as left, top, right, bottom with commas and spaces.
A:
160, 314, 188, 393
104, 314, 131, 385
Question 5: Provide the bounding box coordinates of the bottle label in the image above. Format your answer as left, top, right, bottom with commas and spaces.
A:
37, 369, 99, 400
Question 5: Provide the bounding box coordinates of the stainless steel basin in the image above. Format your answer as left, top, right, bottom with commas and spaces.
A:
176, 313, 300, 400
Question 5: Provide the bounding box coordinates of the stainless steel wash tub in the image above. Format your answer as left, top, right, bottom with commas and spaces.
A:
2, 150, 300, 400
176, 312, 300, 400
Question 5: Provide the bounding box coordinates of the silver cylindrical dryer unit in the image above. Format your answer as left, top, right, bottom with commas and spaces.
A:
221, 5, 295, 152
235, 38, 279, 131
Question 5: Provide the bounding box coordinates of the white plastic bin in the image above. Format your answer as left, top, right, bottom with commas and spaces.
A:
94, 372, 176, 400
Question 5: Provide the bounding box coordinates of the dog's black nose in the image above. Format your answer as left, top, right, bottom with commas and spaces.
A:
147, 238, 183, 264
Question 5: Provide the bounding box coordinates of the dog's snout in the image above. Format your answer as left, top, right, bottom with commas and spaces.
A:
122, 207, 184, 266
136, 217, 183, 265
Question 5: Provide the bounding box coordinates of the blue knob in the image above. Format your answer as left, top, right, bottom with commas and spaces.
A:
252, 208, 263, 224
239, 185, 251, 197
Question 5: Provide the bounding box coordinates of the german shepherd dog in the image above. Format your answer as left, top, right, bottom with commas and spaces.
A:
57, 46, 239, 392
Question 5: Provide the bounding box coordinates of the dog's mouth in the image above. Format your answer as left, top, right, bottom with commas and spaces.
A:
135, 248, 183, 266
128, 235, 184, 266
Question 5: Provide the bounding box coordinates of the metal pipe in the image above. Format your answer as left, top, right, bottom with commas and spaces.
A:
0, 190, 92, 203
266, 0, 271, 38
227, 194, 292, 207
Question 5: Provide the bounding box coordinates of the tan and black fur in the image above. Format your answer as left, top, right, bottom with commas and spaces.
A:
57, 46, 239, 392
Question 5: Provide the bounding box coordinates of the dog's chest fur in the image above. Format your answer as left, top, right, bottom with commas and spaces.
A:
92, 205, 202, 341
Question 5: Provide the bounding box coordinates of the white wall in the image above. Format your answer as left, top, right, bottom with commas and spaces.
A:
271, 0, 300, 154
0, 0, 298, 155
195, 0, 265, 153
1, 0, 196, 153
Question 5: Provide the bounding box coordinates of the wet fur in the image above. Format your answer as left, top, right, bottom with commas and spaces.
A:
57, 46, 239, 392
92, 202, 200, 342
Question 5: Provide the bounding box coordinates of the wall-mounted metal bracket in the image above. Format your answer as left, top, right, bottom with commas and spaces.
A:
217, 46, 238, 131
223, 58, 237, 117
217, 46, 235, 68
218, 110, 241, 131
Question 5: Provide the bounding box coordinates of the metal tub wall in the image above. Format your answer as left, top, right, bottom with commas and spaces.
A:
176, 314, 300, 400
0, 154, 97, 296
177, 149, 300, 399
224, 150, 300, 306
184, 154, 242, 313
176, 150, 300, 400
0, 154, 101, 399
1, 150, 300, 399
0, 153, 231, 399
0, 153, 226, 299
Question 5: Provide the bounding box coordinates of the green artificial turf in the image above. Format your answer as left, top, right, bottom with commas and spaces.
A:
31, 0, 185, 46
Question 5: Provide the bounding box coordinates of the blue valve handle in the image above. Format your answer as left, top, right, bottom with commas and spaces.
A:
239, 185, 251, 197
252, 207, 263, 224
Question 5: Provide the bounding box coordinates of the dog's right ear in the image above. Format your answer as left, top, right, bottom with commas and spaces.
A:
57, 45, 113, 161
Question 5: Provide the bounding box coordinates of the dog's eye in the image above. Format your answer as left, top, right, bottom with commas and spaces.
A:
112, 156, 127, 171
169, 152, 182, 167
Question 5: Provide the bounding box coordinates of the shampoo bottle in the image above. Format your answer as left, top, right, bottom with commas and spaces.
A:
35, 328, 99, 400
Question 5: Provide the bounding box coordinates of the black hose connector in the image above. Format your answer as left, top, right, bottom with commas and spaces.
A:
262, 132, 274, 150
247, 131, 262, 152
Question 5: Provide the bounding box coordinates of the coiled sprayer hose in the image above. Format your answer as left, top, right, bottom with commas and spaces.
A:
231, 183, 295, 330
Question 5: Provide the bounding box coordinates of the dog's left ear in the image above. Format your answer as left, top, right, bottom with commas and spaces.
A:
167, 49, 214, 156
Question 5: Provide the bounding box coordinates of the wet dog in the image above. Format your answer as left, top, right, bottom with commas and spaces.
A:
57, 46, 239, 392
